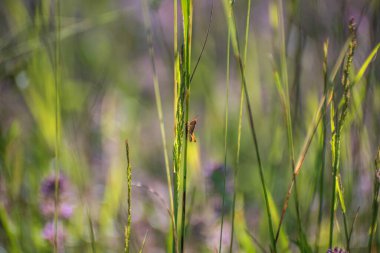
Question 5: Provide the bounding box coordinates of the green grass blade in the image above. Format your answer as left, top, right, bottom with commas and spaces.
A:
179, 0, 193, 252
353, 43, 380, 85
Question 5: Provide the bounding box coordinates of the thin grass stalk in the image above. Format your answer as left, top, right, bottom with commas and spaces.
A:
220, 1, 276, 251
173, 0, 178, 124
179, 0, 192, 251
246, 229, 269, 253
328, 19, 357, 249
141, 1, 175, 247
190, 0, 213, 84
236, 52, 277, 253
348, 207, 359, 245
219, 18, 231, 253
368, 147, 380, 252
53, 0, 61, 251
173, 0, 181, 245
180, 94, 189, 253
229, 0, 251, 251
315, 39, 329, 253
138, 231, 149, 253
124, 141, 132, 253
342, 211, 350, 250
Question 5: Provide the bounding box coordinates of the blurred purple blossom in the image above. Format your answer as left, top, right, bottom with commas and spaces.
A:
41, 174, 69, 198
40, 173, 75, 219
60, 203, 74, 219
326, 247, 347, 253
42, 221, 66, 250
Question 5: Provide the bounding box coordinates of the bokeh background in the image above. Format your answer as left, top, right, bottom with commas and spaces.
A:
0, 0, 379, 252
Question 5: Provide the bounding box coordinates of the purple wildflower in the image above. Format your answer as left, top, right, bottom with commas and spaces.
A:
326, 247, 348, 253
60, 203, 74, 219
41, 174, 68, 199
40, 173, 74, 220
42, 221, 66, 250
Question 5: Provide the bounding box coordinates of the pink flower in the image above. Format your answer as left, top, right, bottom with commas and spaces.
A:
42, 221, 66, 249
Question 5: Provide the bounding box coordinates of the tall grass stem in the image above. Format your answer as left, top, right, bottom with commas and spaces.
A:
229, 0, 251, 251
219, 17, 230, 253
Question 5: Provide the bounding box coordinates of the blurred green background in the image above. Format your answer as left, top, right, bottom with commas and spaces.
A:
0, 0, 379, 252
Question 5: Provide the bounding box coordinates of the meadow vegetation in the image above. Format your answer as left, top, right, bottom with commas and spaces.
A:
0, 0, 380, 252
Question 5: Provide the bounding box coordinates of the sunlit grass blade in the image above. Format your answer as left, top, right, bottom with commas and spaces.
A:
353, 43, 380, 85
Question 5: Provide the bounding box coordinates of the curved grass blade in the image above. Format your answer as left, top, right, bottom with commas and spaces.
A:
190, 0, 213, 83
